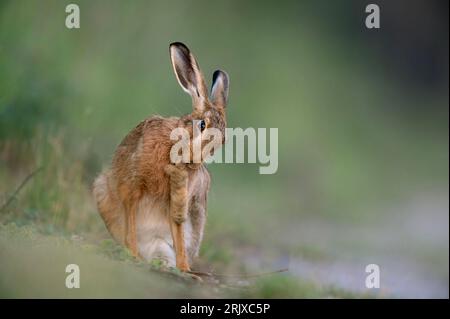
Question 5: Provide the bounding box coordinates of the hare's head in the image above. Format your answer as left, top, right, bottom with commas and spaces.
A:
169, 42, 229, 163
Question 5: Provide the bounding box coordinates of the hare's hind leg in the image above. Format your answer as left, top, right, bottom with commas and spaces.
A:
165, 164, 190, 272
93, 172, 125, 245
119, 186, 142, 258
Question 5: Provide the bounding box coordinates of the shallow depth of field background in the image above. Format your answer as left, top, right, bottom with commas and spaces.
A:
0, 0, 448, 298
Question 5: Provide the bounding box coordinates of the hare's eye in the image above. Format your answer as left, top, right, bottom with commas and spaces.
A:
199, 120, 206, 132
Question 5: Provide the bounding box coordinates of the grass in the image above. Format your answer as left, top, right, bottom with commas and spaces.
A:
0, 223, 208, 298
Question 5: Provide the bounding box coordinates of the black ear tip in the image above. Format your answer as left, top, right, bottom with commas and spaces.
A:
212, 70, 229, 84
169, 42, 190, 53
212, 70, 220, 83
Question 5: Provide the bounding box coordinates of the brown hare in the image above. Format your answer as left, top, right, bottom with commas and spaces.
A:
93, 42, 229, 272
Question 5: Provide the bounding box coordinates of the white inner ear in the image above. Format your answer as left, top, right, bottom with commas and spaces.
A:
211, 76, 224, 100
171, 50, 193, 95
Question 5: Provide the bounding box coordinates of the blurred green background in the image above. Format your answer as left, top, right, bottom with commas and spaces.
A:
0, 0, 448, 298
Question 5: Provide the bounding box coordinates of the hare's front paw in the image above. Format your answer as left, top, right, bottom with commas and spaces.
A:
176, 260, 191, 273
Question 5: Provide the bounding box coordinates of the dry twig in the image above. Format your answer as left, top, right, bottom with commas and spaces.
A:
188, 268, 289, 279
0, 167, 43, 212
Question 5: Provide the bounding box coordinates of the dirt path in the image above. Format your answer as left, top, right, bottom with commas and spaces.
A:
243, 193, 449, 298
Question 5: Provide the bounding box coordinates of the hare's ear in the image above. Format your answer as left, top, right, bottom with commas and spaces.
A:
210, 70, 229, 108
169, 42, 208, 112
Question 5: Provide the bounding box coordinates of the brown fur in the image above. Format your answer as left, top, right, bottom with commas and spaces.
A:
93, 42, 229, 271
